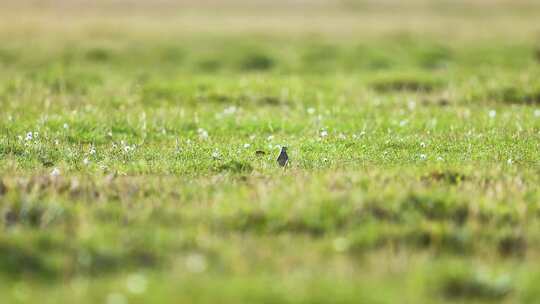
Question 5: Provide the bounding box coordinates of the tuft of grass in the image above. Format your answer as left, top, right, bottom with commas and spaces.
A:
216, 160, 253, 174
436, 265, 513, 301
369, 73, 445, 93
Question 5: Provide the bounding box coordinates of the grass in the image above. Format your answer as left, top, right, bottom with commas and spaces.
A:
2, 0, 540, 303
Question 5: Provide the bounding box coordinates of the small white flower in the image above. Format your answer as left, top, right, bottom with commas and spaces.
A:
420, 142, 426, 148
243, 143, 250, 148
185, 253, 207, 273
126, 273, 147, 295
307, 107, 316, 115
534, 109, 540, 117
50, 168, 61, 177
249, 134, 256, 140
267, 135, 274, 141
320, 130, 328, 137
25, 132, 33, 141
197, 128, 209, 140
399, 120, 408, 127
338, 133, 346, 139
212, 150, 220, 159
123, 145, 131, 153
223, 106, 237, 115
488, 110, 497, 118
107, 131, 113, 137
83, 158, 90, 165
63, 123, 69, 129
507, 158, 513, 165
437, 156, 444, 161
407, 100, 416, 110
419, 154, 427, 160
54, 139, 59, 145
89, 145, 96, 155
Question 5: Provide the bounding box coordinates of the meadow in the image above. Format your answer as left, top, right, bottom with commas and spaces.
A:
2, 1, 540, 303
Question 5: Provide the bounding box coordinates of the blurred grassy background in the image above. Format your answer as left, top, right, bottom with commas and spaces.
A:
2, 0, 540, 39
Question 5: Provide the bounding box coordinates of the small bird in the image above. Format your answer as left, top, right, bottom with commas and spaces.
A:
277, 146, 289, 167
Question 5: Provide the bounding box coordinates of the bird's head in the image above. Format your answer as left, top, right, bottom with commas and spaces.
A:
281, 146, 288, 152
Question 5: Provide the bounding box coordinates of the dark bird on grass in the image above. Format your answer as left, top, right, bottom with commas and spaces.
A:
277, 146, 289, 167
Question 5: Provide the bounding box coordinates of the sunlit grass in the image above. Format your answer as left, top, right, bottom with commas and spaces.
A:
2, 1, 540, 303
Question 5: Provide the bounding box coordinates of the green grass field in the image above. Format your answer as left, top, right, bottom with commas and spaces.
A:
2, 1, 540, 303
